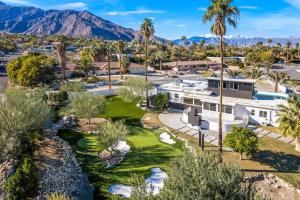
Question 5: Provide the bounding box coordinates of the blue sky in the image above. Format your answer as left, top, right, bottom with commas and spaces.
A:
2, 0, 300, 39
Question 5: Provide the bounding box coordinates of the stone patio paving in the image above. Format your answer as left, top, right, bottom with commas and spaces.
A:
159, 112, 295, 146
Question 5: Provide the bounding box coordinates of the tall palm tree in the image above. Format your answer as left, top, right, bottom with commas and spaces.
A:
225, 69, 242, 78
203, 0, 240, 156
154, 50, 166, 71
55, 35, 68, 80
268, 71, 291, 93
140, 18, 155, 109
277, 95, 300, 152
115, 40, 126, 79
286, 41, 292, 62
105, 42, 114, 90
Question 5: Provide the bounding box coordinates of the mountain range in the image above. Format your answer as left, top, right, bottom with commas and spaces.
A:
0, 1, 165, 42
173, 36, 300, 46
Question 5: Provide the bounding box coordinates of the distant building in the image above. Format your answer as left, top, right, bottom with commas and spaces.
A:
207, 56, 245, 63
157, 78, 288, 132
162, 60, 221, 72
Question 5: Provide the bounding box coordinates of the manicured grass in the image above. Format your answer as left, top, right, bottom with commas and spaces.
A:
59, 127, 184, 199
59, 97, 184, 199
101, 96, 146, 123
145, 112, 300, 189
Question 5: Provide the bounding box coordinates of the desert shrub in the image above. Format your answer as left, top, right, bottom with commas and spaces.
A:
5, 155, 38, 200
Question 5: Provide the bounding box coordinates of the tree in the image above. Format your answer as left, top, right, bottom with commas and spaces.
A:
60, 81, 85, 92
152, 93, 169, 111
67, 92, 106, 125
268, 71, 291, 93
286, 41, 292, 62
153, 50, 166, 71
224, 127, 259, 160
141, 150, 257, 200
244, 52, 261, 68
115, 40, 126, 79
0, 88, 52, 162
6, 54, 55, 87
203, 0, 240, 156
97, 119, 129, 156
120, 57, 130, 77
140, 18, 155, 109
104, 41, 115, 90
259, 51, 276, 74
277, 95, 300, 152
225, 69, 242, 78
55, 35, 68, 80
243, 67, 263, 79
118, 77, 153, 103
180, 35, 190, 46
75, 49, 95, 79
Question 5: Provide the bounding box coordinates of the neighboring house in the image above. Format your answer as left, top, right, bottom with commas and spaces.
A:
207, 56, 245, 63
157, 77, 288, 132
162, 60, 221, 72
55, 62, 145, 78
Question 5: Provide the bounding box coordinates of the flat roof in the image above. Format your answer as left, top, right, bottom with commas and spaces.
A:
207, 77, 256, 83
162, 60, 219, 67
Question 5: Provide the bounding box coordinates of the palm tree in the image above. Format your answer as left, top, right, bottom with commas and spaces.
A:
140, 18, 155, 109
268, 71, 291, 93
296, 43, 300, 58
203, 0, 240, 156
286, 41, 292, 62
104, 42, 114, 90
75, 49, 95, 79
243, 67, 263, 79
181, 35, 190, 46
154, 50, 166, 71
277, 95, 300, 152
225, 69, 242, 78
115, 40, 126, 79
120, 57, 130, 77
55, 35, 68, 80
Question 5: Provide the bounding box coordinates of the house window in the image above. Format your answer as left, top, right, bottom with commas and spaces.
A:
251, 109, 255, 116
203, 102, 210, 110
174, 93, 179, 98
210, 103, 217, 111
229, 83, 234, 89
222, 105, 233, 114
259, 111, 268, 118
234, 83, 239, 90
223, 82, 228, 89
194, 99, 202, 106
183, 97, 193, 105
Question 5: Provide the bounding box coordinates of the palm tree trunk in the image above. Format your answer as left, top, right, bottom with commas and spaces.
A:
145, 40, 149, 109
218, 35, 224, 160
296, 137, 300, 152
275, 81, 278, 93
119, 53, 122, 79
108, 53, 111, 90
240, 152, 243, 160
160, 60, 162, 71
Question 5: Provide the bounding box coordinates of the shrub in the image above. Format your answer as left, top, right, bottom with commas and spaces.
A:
224, 127, 259, 160
5, 155, 38, 200
152, 93, 169, 111
48, 91, 68, 106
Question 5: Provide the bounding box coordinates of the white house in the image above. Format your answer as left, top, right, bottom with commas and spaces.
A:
157, 78, 288, 132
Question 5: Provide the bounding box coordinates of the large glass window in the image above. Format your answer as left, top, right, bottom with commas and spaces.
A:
251, 109, 255, 116
210, 103, 217, 111
259, 111, 268, 118
194, 99, 202, 106
174, 93, 179, 98
222, 105, 233, 114
203, 102, 210, 110
183, 97, 193, 105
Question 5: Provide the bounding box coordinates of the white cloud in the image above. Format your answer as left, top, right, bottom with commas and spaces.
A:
53, 2, 88, 10
2, 0, 37, 6
107, 9, 166, 16
176, 24, 187, 28
284, 0, 300, 9
239, 6, 258, 10
198, 7, 207, 11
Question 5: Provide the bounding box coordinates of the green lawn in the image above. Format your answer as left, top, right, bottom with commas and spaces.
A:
58, 97, 184, 199
101, 96, 146, 123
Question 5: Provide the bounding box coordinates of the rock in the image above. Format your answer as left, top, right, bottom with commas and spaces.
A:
0, 160, 16, 199
34, 135, 94, 200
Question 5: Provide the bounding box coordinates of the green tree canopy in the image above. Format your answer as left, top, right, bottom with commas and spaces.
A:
224, 127, 259, 160
7, 53, 55, 87
67, 92, 106, 124
152, 93, 169, 111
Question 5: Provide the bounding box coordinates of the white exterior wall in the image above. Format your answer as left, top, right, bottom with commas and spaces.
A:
244, 106, 279, 126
